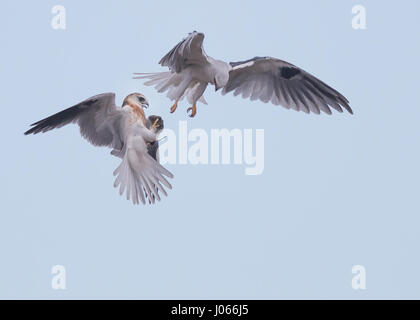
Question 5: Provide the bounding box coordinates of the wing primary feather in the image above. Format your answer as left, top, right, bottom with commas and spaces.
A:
222, 56, 352, 115
304, 76, 352, 114
291, 84, 311, 114
24, 102, 89, 135
284, 83, 301, 111
296, 84, 320, 114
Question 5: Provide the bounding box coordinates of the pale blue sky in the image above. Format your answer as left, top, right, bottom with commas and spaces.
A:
1, 0, 419, 299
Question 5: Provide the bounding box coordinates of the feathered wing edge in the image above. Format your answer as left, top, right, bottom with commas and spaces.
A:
24, 93, 122, 148
24, 100, 95, 135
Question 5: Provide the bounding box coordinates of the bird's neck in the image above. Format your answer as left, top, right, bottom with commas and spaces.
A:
124, 100, 146, 125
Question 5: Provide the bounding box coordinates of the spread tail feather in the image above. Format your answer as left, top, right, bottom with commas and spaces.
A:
133, 72, 179, 92
113, 147, 173, 205
133, 72, 207, 104
133, 72, 185, 101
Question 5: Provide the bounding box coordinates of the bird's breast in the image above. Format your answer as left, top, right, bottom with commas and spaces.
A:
124, 102, 146, 126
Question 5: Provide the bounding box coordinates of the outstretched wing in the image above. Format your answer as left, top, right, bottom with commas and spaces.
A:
159, 31, 209, 73
222, 57, 352, 115
24, 93, 125, 150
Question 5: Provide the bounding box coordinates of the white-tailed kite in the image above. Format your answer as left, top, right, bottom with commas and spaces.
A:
134, 31, 352, 117
24, 93, 173, 205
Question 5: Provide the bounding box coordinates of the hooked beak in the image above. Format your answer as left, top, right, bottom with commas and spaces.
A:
143, 102, 149, 109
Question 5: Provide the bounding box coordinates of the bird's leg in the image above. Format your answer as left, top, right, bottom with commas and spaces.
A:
170, 100, 178, 113
187, 104, 197, 118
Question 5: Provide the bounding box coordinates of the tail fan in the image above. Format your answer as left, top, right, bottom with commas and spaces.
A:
113, 148, 173, 205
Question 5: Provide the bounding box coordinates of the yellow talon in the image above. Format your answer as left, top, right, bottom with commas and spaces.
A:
151, 118, 159, 131
187, 104, 197, 118
170, 101, 178, 113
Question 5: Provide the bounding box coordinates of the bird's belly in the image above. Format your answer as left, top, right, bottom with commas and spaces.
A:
188, 65, 215, 84
125, 125, 147, 148
127, 120, 144, 134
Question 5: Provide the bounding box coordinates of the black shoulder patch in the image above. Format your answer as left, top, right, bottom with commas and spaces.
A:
279, 67, 301, 79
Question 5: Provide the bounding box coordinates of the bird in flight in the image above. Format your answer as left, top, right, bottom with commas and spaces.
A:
24, 93, 173, 205
134, 31, 352, 118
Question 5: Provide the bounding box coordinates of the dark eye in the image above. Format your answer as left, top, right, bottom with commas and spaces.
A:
138, 96, 145, 103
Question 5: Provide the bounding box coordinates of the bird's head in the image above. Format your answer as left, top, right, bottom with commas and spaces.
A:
123, 93, 149, 109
